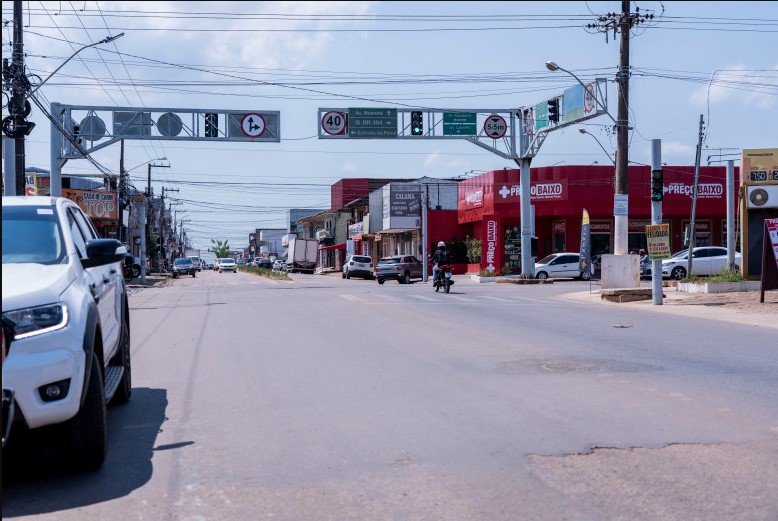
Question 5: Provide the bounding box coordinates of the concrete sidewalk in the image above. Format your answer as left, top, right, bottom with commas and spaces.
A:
559, 284, 778, 330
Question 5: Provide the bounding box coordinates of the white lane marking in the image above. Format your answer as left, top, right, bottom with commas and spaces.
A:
339, 294, 366, 302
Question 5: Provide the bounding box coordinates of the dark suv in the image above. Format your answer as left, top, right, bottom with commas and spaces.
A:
375, 255, 423, 284
172, 257, 196, 278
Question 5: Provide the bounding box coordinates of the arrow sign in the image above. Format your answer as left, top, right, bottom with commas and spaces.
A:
241, 113, 266, 137
484, 115, 507, 139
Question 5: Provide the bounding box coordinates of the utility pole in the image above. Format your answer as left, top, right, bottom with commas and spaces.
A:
118, 140, 126, 243
8, 0, 31, 194
614, 0, 631, 255
687, 114, 705, 277
587, 2, 653, 257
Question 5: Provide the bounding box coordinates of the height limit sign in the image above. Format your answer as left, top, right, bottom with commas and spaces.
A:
484, 115, 507, 139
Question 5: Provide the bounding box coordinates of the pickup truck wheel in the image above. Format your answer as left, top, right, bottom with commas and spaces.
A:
403, 272, 411, 284
192, 272, 196, 277
111, 315, 132, 405
346, 271, 351, 279
60, 352, 107, 471
377, 278, 385, 285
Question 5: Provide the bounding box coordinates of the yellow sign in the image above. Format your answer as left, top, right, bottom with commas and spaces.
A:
645, 224, 671, 260
741, 148, 778, 184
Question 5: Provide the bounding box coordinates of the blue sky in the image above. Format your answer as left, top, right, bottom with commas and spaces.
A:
3, 1, 777, 250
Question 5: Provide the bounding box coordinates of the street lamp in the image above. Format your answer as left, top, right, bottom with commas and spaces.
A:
545, 61, 616, 124
548, 60, 629, 258
578, 128, 616, 166
28, 33, 125, 97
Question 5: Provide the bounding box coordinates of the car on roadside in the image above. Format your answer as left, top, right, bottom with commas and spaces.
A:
343, 254, 374, 280
187, 256, 202, 272
646, 246, 741, 280
2, 196, 132, 470
207, 262, 214, 270
375, 255, 423, 284
218, 258, 237, 273
272, 259, 286, 271
255, 258, 273, 269
172, 257, 197, 278
534, 252, 591, 280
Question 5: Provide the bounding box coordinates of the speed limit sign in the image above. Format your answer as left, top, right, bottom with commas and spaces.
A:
322, 111, 347, 135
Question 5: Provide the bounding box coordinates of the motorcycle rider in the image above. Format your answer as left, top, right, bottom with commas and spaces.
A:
431, 241, 451, 284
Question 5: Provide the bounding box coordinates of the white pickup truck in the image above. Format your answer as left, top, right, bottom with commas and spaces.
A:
2, 196, 132, 471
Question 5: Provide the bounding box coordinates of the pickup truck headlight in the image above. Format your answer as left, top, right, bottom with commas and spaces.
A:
3, 304, 68, 340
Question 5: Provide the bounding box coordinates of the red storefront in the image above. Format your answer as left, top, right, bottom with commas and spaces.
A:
457, 165, 737, 273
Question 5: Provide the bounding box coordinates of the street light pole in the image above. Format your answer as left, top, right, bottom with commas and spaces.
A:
578, 128, 616, 166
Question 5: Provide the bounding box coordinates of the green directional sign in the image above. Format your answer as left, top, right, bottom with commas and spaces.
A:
443, 112, 477, 135
535, 102, 549, 130
348, 108, 397, 138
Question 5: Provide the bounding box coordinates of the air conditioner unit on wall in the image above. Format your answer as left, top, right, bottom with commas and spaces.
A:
746, 185, 778, 209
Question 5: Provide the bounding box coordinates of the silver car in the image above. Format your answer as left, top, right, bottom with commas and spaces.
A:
375, 255, 423, 285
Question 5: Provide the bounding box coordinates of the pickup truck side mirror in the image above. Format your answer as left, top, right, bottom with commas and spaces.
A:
82, 239, 126, 268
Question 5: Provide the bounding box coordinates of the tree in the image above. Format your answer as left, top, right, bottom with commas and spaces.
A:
210, 239, 230, 259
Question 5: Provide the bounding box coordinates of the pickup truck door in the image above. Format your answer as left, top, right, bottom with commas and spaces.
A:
68, 208, 120, 358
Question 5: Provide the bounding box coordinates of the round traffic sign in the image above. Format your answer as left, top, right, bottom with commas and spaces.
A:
322, 111, 346, 135
584, 83, 596, 113
241, 113, 266, 138
484, 115, 507, 139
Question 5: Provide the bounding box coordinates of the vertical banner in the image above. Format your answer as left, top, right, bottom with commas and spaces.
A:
481, 215, 502, 274
579, 209, 591, 274
761, 218, 778, 302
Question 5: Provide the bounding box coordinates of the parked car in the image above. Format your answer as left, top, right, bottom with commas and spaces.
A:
2, 196, 132, 470
647, 246, 741, 280
218, 258, 237, 273
272, 259, 286, 271
343, 254, 374, 280
255, 258, 273, 269
187, 256, 202, 272
207, 262, 214, 270
172, 257, 197, 278
534, 252, 591, 280
375, 255, 424, 284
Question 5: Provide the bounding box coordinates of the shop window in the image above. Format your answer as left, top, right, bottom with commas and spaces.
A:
504, 225, 521, 271
553, 220, 566, 252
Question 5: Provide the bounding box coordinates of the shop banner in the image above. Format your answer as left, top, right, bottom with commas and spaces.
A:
579, 209, 591, 274
761, 218, 778, 302
62, 189, 118, 220
646, 223, 672, 260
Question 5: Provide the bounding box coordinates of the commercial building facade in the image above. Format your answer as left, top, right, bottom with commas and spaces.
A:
458, 165, 738, 273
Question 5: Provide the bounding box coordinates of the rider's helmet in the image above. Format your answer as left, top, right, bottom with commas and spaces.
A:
437, 241, 446, 249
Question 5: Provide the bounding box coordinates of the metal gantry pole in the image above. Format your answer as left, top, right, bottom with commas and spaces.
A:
726, 160, 736, 272
651, 139, 663, 305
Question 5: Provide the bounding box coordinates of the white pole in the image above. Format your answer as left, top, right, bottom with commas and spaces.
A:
651, 139, 663, 305
726, 160, 736, 271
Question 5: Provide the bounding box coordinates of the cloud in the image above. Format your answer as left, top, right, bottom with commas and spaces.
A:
690, 65, 778, 110
423, 153, 466, 170
341, 161, 358, 173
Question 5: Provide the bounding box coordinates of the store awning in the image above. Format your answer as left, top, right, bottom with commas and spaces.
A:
319, 243, 346, 251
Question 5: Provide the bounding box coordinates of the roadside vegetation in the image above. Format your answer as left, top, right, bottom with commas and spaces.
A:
683, 267, 747, 284
242, 265, 291, 281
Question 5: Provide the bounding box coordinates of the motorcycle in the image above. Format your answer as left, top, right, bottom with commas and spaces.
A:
433, 264, 454, 293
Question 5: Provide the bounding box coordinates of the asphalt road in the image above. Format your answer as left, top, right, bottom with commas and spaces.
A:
3, 270, 777, 520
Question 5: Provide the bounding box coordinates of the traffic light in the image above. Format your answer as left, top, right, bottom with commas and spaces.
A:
411, 111, 423, 136
205, 113, 218, 137
651, 170, 664, 201
547, 98, 560, 124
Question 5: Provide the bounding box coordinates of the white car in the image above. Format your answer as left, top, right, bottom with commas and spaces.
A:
272, 259, 287, 271
650, 246, 741, 280
218, 258, 237, 273
534, 252, 591, 281
342, 254, 374, 280
2, 196, 132, 470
